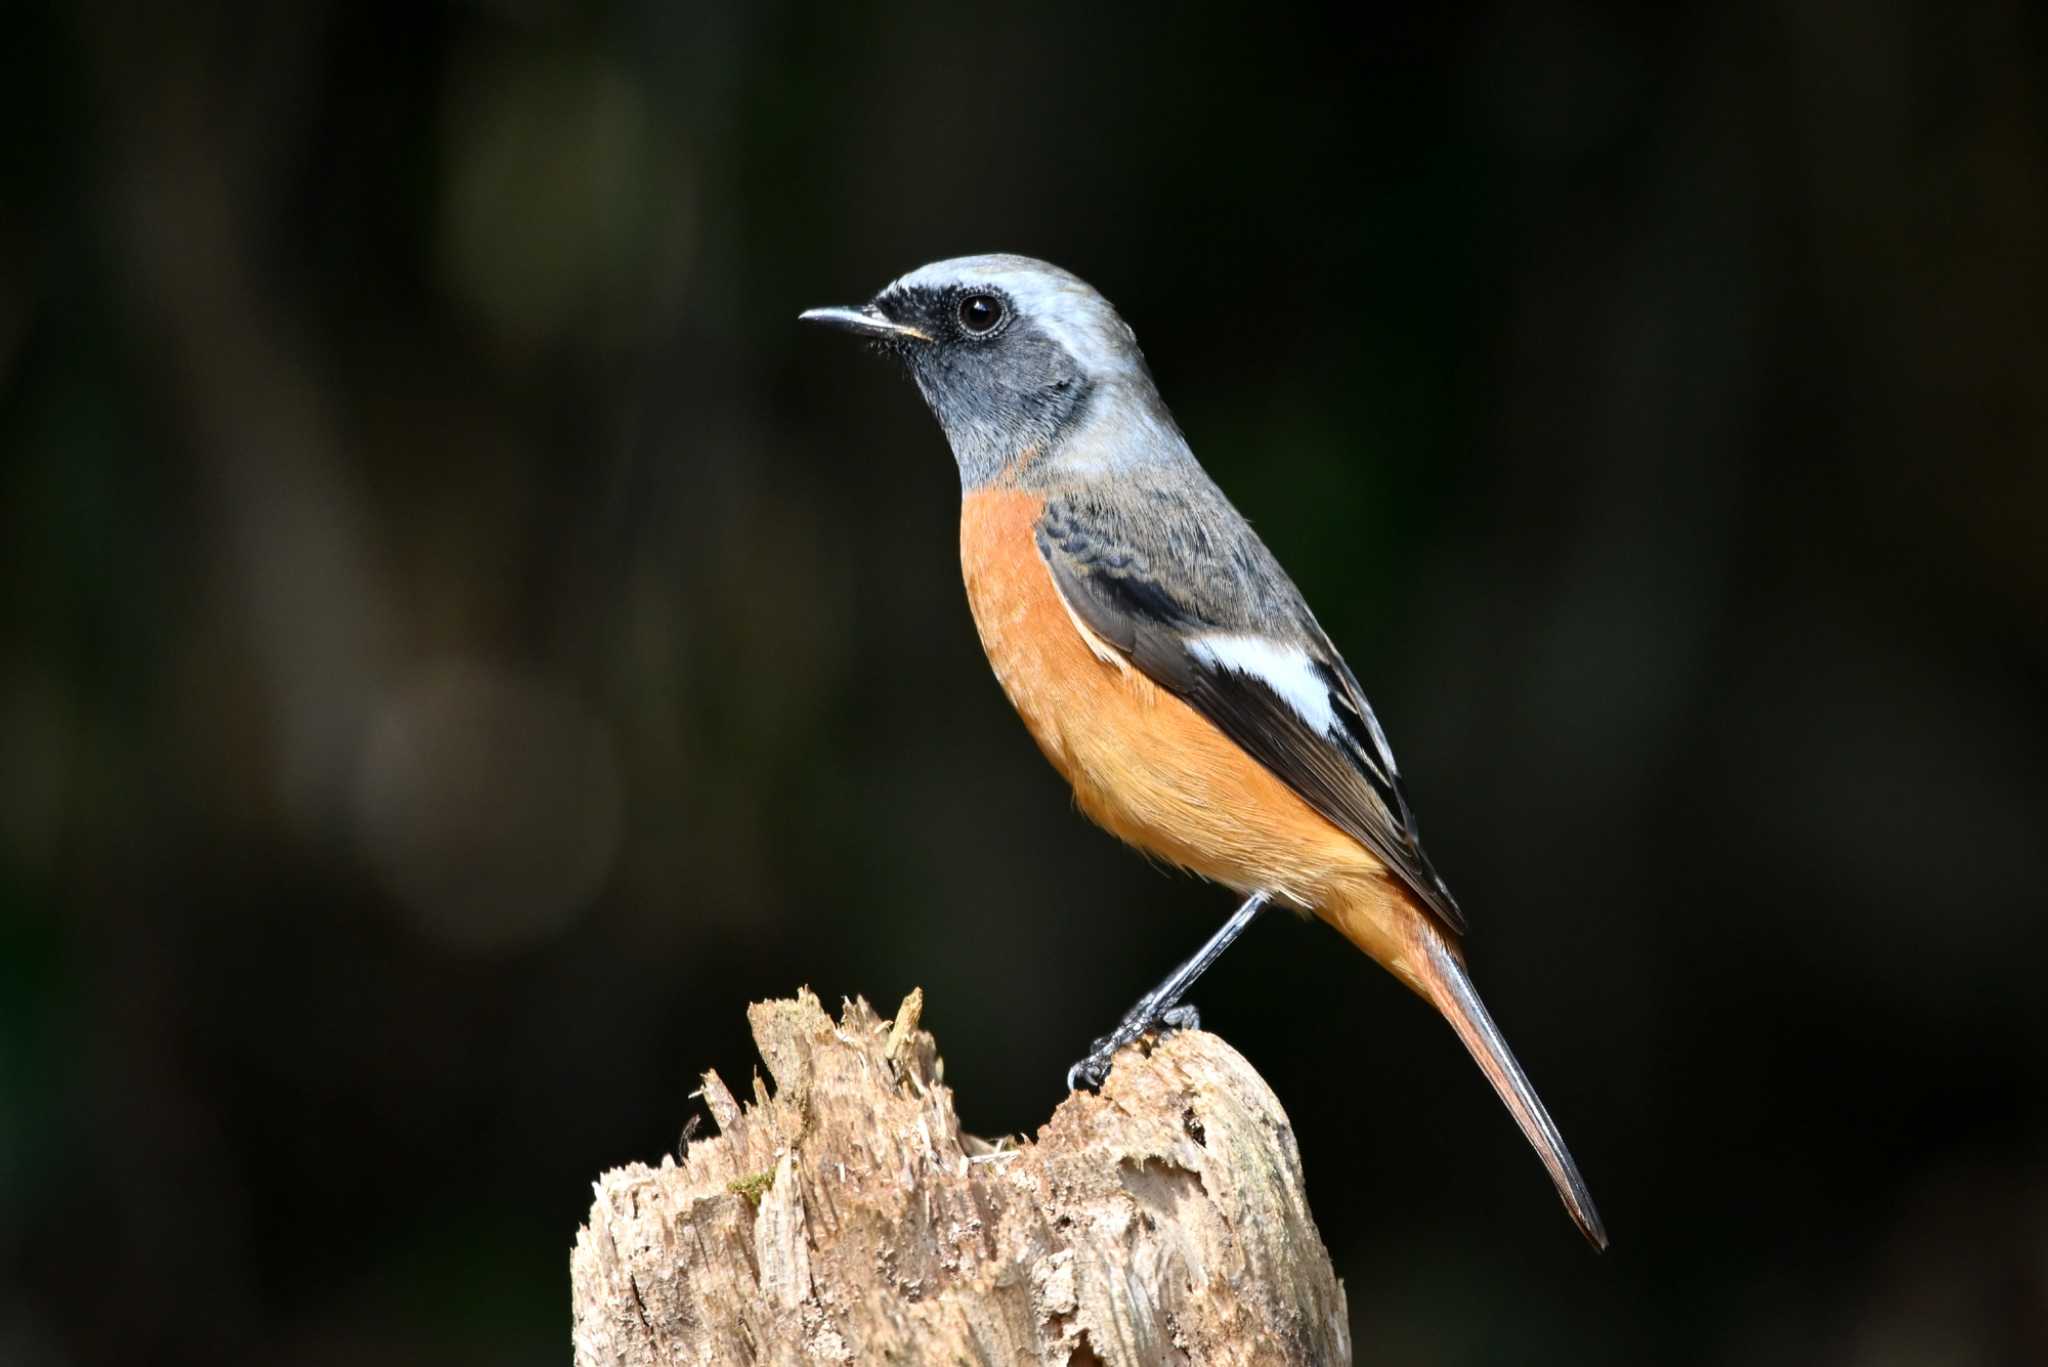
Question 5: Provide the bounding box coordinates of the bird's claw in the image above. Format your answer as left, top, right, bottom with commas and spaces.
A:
1065, 999, 1202, 1093
1065, 1053, 1112, 1093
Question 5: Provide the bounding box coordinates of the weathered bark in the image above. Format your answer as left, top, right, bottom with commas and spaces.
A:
570, 989, 1350, 1366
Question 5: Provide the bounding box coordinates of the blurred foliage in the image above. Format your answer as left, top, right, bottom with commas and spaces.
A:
3, 1, 2046, 1364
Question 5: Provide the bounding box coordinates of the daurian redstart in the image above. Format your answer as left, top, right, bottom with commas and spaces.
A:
803, 255, 1606, 1249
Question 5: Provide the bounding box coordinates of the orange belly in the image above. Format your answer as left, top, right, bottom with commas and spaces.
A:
958, 487, 1421, 977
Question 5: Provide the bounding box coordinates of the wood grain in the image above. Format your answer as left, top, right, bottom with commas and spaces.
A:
570, 989, 1351, 1366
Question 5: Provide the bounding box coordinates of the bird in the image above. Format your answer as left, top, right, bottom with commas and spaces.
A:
800, 254, 1607, 1249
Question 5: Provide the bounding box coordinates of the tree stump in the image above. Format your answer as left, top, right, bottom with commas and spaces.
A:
570, 989, 1350, 1366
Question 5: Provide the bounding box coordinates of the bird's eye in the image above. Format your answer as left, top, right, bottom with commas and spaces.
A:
956, 292, 1004, 335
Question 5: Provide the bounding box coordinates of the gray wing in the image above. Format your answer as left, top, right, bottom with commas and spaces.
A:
1036, 484, 1466, 934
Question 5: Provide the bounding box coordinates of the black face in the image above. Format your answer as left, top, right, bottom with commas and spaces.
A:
870, 283, 1014, 347
866, 281, 1096, 486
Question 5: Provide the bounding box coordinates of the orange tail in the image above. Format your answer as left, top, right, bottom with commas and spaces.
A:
1412, 927, 1608, 1249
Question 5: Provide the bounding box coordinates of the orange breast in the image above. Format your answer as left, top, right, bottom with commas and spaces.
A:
958, 488, 1407, 962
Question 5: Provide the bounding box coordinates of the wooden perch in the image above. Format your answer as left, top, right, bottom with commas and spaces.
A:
570, 989, 1350, 1366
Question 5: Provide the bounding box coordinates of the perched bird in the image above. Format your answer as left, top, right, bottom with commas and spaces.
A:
802, 255, 1606, 1249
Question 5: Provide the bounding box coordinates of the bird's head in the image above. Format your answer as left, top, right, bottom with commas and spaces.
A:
802, 254, 1181, 488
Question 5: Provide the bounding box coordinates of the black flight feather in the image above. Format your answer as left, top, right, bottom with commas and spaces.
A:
1038, 502, 1467, 935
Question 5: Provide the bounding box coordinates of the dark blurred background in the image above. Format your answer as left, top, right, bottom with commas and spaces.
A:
4, 1, 2045, 1363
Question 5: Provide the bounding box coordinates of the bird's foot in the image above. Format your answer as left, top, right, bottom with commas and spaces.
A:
1065, 1000, 1202, 1092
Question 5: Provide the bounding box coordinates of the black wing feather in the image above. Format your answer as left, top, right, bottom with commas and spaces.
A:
1039, 513, 1467, 934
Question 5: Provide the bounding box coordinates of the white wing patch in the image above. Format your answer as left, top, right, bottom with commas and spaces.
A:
1186, 634, 1337, 736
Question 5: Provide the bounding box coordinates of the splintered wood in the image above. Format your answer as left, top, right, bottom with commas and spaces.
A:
570, 989, 1350, 1366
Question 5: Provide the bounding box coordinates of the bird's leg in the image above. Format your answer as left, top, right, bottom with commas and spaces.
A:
1067, 892, 1270, 1092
